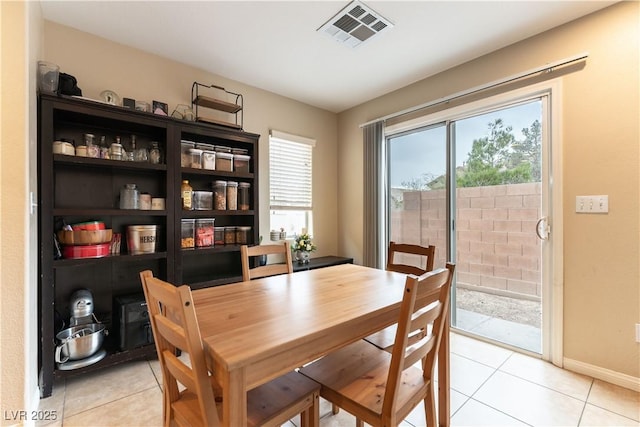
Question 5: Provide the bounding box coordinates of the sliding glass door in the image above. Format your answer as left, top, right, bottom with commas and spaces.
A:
452, 101, 543, 353
387, 97, 548, 354
388, 123, 448, 269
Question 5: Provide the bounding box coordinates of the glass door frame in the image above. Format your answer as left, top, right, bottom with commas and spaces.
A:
384, 79, 564, 365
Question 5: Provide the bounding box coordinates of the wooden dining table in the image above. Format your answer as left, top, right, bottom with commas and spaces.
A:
192, 263, 451, 426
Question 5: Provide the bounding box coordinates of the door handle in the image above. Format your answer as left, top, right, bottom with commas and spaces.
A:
536, 217, 550, 240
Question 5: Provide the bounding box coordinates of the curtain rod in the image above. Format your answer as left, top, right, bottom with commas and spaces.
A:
360, 52, 589, 128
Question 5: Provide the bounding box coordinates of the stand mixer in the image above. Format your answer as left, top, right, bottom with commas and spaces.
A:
69, 289, 97, 326
55, 289, 107, 370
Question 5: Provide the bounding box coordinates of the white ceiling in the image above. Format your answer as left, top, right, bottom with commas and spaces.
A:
40, 1, 616, 113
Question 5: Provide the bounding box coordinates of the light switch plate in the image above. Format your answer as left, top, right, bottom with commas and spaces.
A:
576, 195, 608, 213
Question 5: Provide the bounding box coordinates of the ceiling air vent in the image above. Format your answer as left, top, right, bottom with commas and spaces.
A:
318, 0, 394, 48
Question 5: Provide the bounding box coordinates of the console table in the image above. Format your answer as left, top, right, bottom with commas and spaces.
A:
292, 256, 353, 272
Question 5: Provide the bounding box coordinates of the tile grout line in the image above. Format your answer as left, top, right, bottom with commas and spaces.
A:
576, 379, 595, 426
449, 352, 534, 427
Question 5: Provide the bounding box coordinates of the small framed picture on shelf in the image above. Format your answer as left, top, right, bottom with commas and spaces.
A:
152, 100, 168, 116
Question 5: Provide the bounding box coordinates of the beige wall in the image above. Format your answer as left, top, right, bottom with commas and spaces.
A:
43, 21, 339, 258
337, 2, 639, 379
1, 0, 43, 421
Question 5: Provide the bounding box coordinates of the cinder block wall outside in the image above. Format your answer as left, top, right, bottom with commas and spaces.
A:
391, 183, 542, 300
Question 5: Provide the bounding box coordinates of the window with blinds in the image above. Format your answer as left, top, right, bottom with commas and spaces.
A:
269, 130, 315, 238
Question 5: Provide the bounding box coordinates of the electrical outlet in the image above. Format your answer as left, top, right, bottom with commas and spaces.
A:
576, 195, 608, 213
636, 324, 640, 343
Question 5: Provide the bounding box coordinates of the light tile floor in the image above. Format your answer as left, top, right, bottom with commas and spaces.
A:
37, 333, 639, 426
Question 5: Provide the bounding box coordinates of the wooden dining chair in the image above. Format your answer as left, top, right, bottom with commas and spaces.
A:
386, 241, 436, 275
300, 263, 454, 427
364, 241, 436, 351
240, 241, 293, 281
139, 270, 320, 427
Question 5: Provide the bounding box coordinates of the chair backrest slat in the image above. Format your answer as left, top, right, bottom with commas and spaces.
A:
386, 241, 436, 276
240, 241, 293, 281
382, 263, 454, 416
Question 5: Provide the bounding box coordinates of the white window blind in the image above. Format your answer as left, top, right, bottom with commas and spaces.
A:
269, 130, 315, 210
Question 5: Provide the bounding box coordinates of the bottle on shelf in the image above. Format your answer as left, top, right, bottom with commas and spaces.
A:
110, 136, 124, 160
181, 179, 193, 210
149, 141, 161, 164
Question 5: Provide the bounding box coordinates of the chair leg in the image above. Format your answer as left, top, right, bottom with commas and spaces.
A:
332, 403, 339, 415
356, 419, 364, 427
424, 382, 437, 427
301, 392, 320, 427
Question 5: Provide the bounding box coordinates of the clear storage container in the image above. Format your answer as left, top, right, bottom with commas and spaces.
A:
216, 152, 233, 172
233, 154, 250, 173
181, 219, 195, 249
193, 191, 213, 210
195, 218, 215, 248
214, 226, 225, 245
226, 181, 238, 210
202, 150, 216, 170
195, 143, 215, 170
180, 140, 195, 167
213, 181, 227, 210
224, 226, 236, 244
188, 148, 203, 169
235, 226, 251, 245
238, 182, 251, 211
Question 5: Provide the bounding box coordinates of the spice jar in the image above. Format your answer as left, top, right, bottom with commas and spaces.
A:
213, 180, 227, 210
119, 183, 139, 210
238, 182, 251, 210
226, 181, 238, 210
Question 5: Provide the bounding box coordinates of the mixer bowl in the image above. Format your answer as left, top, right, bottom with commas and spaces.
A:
55, 323, 106, 362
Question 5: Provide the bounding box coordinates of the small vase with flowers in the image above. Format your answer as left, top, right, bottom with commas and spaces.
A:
291, 233, 316, 264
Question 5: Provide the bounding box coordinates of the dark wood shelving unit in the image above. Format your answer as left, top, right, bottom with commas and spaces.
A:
38, 93, 259, 398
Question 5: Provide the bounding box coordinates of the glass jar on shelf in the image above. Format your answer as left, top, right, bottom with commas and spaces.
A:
119, 183, 139, 210
149, 141, 161, 164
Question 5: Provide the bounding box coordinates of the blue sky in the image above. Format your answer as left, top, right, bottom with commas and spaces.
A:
389, 100, 542, 188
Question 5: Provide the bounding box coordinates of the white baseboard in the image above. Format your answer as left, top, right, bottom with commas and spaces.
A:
564, 357, 640, 392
